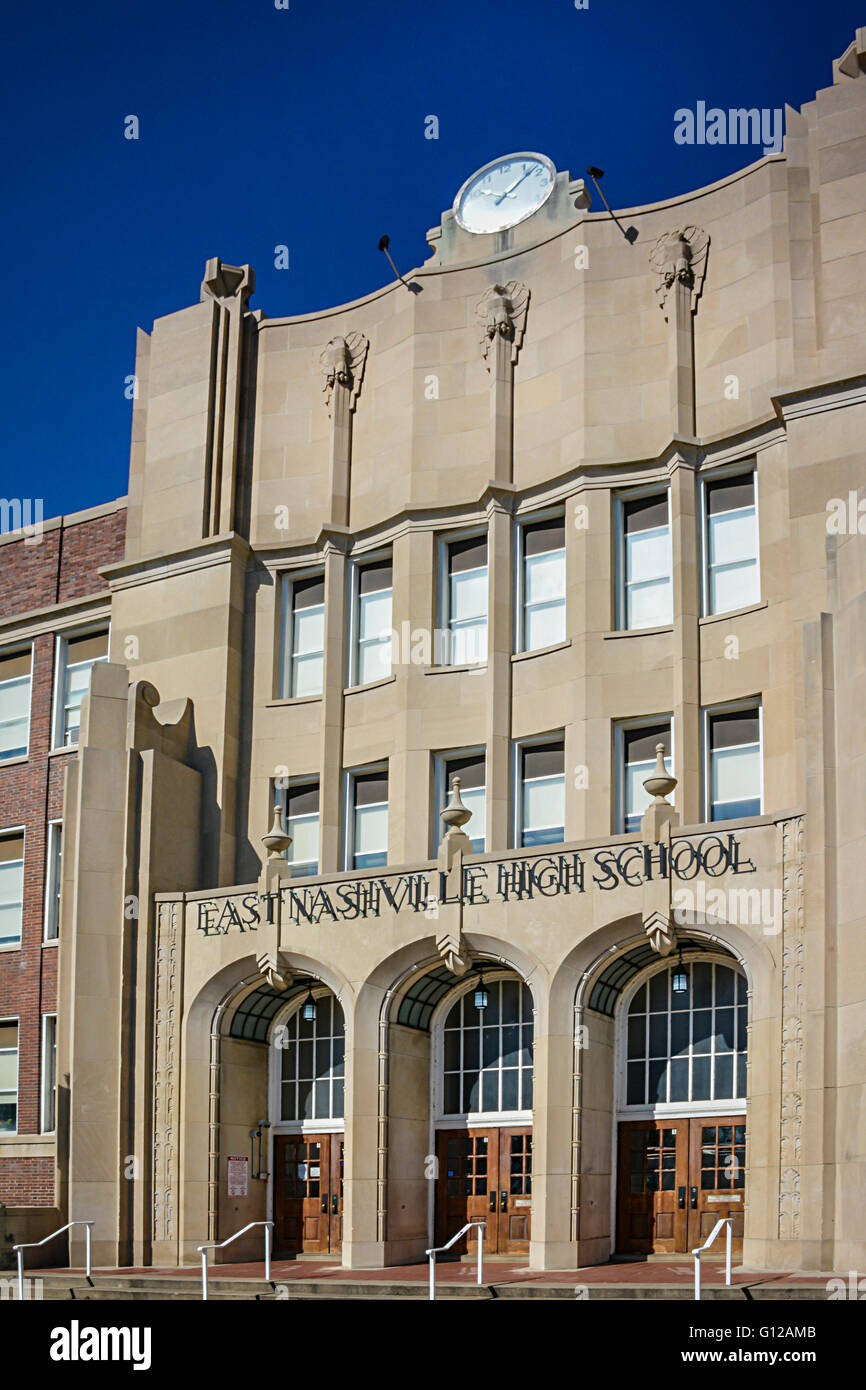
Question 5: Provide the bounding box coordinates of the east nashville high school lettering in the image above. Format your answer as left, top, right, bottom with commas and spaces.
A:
195, 834, 755, 935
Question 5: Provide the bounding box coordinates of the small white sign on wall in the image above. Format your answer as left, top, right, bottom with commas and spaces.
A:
227, 1155, 249, 1198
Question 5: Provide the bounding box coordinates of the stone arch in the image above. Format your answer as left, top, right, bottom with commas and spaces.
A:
179, 953, 353, 1262
544, 913, 779, 1265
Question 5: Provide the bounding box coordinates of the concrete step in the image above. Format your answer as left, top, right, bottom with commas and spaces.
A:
19, 1272, 828, 1301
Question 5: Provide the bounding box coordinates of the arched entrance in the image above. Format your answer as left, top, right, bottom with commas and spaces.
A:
430, 966, 534, 1256
608, 944, 748, 1256
226, 975, 345, 1257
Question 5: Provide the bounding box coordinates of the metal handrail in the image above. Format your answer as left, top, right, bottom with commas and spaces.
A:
196, 1221, 273, 1300
12, 1220, 94, 1301
425, 1221, 485, 1300
692, 1217, 733, 1300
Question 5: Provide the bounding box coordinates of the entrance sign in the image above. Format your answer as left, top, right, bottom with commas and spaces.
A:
226, 1155, 249, 1197
194, 834, 756, 936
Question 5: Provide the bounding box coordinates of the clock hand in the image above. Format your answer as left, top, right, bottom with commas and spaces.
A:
495, 168, 534, 205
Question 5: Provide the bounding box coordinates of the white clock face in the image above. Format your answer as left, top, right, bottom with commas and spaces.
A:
454, 153, 556, 234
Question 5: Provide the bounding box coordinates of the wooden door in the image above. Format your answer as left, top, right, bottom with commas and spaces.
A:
616, 1120, 687, 1254
687, 1118, 745, 1254
437, 1129, 495, 1252
437, 1128, 532, 1254
616, 1117, 746, 1254
274, 1134, 343, 1255
497, 1128, 532, 1254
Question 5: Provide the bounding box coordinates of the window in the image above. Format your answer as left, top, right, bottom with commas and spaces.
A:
41, 1014, 57, 1134
519, 517, 565, 652
618, 491, 672, 630
0, 1020, 18, 1133
703, 470, 759, 615
44, 821, 62, 940
706, 705, 762, 821
516, 739, 565, 848
54, 631, 108, 748
625, 961, 748, 1106
441, 977, 533, 1116
280, 781, 319, 878
437, 751, 485, 853
0, 832, 24, 948
346, 767, 388, 870
279, 992, 344, 1122
280, 574, 324, 699
441, 534, 488, 666
618, 720, 673, 834
351, 558, 392, 687
0, 648, 32, 761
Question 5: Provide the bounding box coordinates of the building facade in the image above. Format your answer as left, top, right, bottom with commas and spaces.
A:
4, 31, 866, 1276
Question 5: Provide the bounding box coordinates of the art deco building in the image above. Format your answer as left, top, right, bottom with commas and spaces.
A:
3, 30, 866, 1277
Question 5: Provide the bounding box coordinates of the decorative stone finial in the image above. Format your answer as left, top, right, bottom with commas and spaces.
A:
262, 801, 291, 859
441, 776, 472, 833
640, 744, 679, 847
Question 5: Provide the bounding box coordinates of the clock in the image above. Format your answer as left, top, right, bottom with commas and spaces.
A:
453, 153, 556, 234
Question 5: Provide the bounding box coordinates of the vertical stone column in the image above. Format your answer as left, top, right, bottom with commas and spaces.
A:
318, 536, 349, 873
200, 259, 255, 538
341, 992, 387, 1267
319, 333, 369, 528
649, 228, 709, 441
484, 500, 514, 852
389, 528, 432, 862
476, 282, 530, 485
575, 488, 612, 837
669, 453, 702, 825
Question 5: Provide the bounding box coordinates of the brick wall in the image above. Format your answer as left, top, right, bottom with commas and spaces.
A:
0, 503, 126, 1206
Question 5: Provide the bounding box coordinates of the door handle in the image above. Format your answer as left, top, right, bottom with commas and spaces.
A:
321, 1194, 328, 1213
690, 1186, 698, 1210
489, 1191, 496, 1212
678, 1185, 686, 1209
331, 1193, 338, 1215
500, 1190, 507, 1213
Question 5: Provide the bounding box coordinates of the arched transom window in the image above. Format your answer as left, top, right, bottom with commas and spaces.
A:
441, 977, 533, 1116
625, 959, 747, 1107
278, 991, 345, 1122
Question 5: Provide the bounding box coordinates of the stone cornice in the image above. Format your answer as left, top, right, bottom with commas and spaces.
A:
101, 531, 250, 591
0, 591, 111, 644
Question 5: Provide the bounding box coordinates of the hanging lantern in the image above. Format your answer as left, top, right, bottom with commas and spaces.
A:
473, 970, 488, 1011
672, 948, 688, 995
302, 989, 317, 1022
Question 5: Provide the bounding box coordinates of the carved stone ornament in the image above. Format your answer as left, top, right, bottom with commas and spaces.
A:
436, 927, 468, 976
643, 908, 675, 957
475, 281, 530, 368
319, 331, 369, 413
256, 949, 291, 992
648, 226, 710, 318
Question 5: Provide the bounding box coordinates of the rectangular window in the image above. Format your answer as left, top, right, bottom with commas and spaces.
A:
0, 648, 32, 761
706, 706, 762, 821
618, 720, 673, 834
280, 780, 319, 878
41, 1014, 57, 1134
0, 832, 24, 949
704, 471, 759, 615
517, 739, 565, 848
442, 534, 488, 666
44, 821, 62, 941
519, 517, 566, 652
54, 631, 109, 748
347, 768, 388, 870
352, 558, 393, 687
619, 492, 672, 630
0, 1020, 18, 1134
438, 751, 486, 853
280, 574, 324, 699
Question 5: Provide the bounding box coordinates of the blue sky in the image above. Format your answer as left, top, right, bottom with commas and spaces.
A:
1, 0, 861, 520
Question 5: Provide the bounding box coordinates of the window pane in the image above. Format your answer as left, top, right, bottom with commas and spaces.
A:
450, 619, 487, 666
0, 674, 31, 759
627, 525, 670, 585
293, 605, 324, 658
525, 550, 565, 604
291, 652, 323, 699
712, 743, 760, 808
289, 813, 319, 868
451, 567, 487, 624
708, 507, 757, 568
627, 576, 672, 629
525, 600, 565, 651
354, 803, 387, 855
358, 635, 392, 686
523, 775, 564, 834
710, 560, 759, 615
